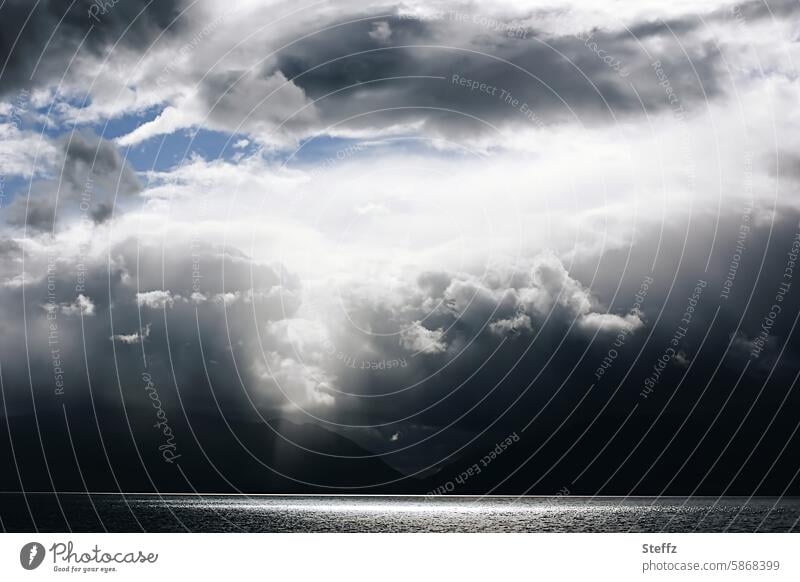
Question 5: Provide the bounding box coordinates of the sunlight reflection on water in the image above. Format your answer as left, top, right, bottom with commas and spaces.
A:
122, 496, 799, 532
3, 494, 797, 532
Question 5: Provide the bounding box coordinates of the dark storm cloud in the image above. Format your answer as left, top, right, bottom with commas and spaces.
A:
0, 0, 183, 95
0, 238, 406, 494
268, 199, 800, 492
265, 11, 728, 139
197, 68, 315, 138
232, 0, 796, 142
0, 236, 299, 417
62, 131, 139, 193
6, 197, 57, 231
0, 232, 416, 493
1, 200, 800, 493
90, 201, 112, 223
2, 1, 800, 496
4, 131, 139, 230
104, 0, 799, 147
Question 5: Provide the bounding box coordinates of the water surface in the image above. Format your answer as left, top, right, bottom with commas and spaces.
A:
1, 494, 797, 532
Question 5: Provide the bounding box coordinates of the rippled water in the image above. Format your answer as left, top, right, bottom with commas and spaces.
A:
1, 494, 797, 532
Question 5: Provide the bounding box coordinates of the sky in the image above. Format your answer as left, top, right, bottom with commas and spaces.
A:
1, 0, 800, 495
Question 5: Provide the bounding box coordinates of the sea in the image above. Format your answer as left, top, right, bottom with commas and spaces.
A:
1, 494, 797, 532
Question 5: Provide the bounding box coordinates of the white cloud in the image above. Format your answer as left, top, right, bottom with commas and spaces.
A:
368, 21, 392, 42
214, 292, 240, 305
111, 324, 151, 344
136, 290, 176, 309
59, 294, 96, 317
115, 106, 195, 147
490, 312, 532, 335
579, 311, 643, 333
115, 70, 316, 148
41, 294, 97, 317
255, 352, 336, 408
0, 123, 57, 178
400, 322, 447, 354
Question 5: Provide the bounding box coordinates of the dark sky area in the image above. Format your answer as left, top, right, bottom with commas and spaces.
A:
0, 0, 799, 498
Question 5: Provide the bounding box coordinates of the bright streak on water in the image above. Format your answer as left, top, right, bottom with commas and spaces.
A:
2, 494, 798, 532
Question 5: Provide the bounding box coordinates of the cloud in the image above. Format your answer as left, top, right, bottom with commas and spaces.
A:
0, 120, 57, 178
255, 352, 336, 408
579, 311, 643, 333
48, 293, 96, 316
489, 312, 532, 336
61, 132, 140, 194
368, 21, 392, 43
0, 0, 183, 95
136, 290, 176, 309
111, 323, 151, 344
5, 197, 57, 231
400, 322, 448, 354
2, 0, 800, 492
116, 69, 316, 147
114, 105, 195, 147
3, 131, 140, 231
63, 0, 778, 150
90, 202, 113, 224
